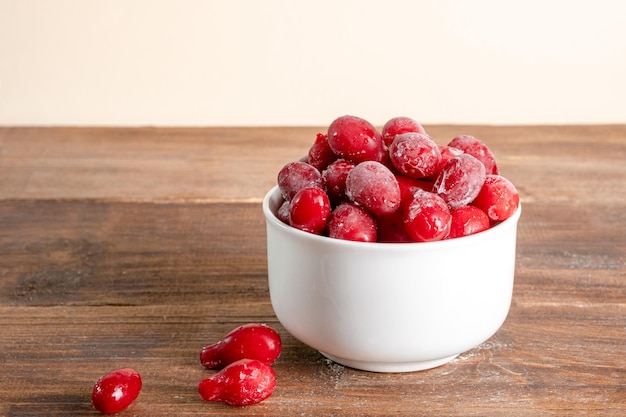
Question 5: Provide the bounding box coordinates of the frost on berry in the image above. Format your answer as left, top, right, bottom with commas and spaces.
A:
448, 135, 499, 175
327, 203, 377, 242
433, 154, 486, 209
403, 189, 452, 242
345, 161, 401, 216
381, 116, 427, 149
277, 161, 324, 201
389, 132, 442, 178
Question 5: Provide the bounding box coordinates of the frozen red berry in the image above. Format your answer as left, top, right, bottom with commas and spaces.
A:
276, 199, 290, 224
430, 145, 464, 179
327, 203, 377, 242
448, 135, 499, 175
277, 161, 324, 201
472, 174, 520, 222
91, 368, 142, 414
381, 116, 426, 149
308, 133, 336, 171
289, 187, 331, 234
448, 205, 490, 239
198, 359, 276, 406
433, 154, 486, 209
201, 323, 282, 369
345, 161, 401, 215
389, 133, 442, 178
403, 189, 452, 242
376, 211, 413, 243
327, 115, 385, 163
322, 159, 355, 206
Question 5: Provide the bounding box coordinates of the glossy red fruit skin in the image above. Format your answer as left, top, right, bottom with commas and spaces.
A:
448, 205, 490, 239
472, 174, 520, 222
448, 135, 499, 175
388, 132, 442, 178
322, 159, 355, 206
403, 189, 452, 242
288, 187, 331, 234
327, 115, 385, 163
277, 161, 324, 201
308, 133, 337, 171
201, 323, 282, 369
91, 368, 142, 414
198, 359, 277, 406
327, 203, 377, 242
345, 161, 401, 216
381, 116, 427, 149
376, 211, 413, 243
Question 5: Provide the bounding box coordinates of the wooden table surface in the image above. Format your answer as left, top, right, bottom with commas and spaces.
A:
0, 125, 624, 416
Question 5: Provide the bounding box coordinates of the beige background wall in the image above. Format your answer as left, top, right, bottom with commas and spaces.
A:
1, 0, 625, 126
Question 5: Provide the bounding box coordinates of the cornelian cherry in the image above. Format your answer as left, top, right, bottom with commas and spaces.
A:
201, 323, 282, 369
381, 116, 426, 149
277, 161, 324, 201
448, 205, 490, 238
91, 368, 142, 414
403, 189, 451, 242
472, 174, 520, 222
345, 161, 401, 216
327, 115, 385, 163
327, 203, 377, 242
198, 359, 276, 406
289, 187, 331, 234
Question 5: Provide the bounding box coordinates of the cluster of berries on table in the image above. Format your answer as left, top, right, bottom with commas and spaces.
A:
91, 323, 282, 413
276, 115, 520, 242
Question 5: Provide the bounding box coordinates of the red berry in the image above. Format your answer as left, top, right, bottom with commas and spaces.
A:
389, 133, 442, 178
198, 359, 276, 406
376, 211, 413, 243
345, 161, 401, 216
276, 199, 290, 224
433, 154, 486, 209
381, 116, 426, 149
308, 133, 336, 171
327, 115, 385, 163
448, 135, 499, 175
91, 368, 142, 414
448, 205, 490, 239
472, 174, 520, 222
201, 323, 282, 369
277, 161, 324, 201
289, 187, 331, 234
322, 159, 355, 206
429, 145, 464, 179
395, 174, 433, 205
403, 189, 452, 242
327, 203, 377, 242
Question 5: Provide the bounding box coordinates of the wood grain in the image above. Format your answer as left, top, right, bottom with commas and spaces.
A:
0, 126, 624, 416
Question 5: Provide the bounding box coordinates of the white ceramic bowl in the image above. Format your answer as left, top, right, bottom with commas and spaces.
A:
263, 186, 521, 373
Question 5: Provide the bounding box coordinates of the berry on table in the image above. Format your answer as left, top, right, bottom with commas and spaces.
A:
91, 368, 142, 414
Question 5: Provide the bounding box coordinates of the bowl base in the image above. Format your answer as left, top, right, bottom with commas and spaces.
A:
319, 351, 459, 373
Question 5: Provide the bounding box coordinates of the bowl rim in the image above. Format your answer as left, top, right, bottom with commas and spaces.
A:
263, 185, 521, 251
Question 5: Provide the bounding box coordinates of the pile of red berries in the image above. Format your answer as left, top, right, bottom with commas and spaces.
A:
276, 115, 519, 242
